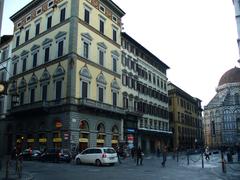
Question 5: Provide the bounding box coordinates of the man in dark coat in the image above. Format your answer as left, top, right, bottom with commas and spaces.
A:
161, 146, 167, 167
136, 147, 143, 165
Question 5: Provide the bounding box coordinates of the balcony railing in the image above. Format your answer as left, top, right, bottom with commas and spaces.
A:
9, 97, 125, 115
79, 98, 125, 114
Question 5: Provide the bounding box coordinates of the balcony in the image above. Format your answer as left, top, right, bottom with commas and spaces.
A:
79, 98, 125, 114
8, 97, 125, 116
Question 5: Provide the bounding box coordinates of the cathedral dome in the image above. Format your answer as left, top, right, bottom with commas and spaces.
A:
218, 67, 240, 86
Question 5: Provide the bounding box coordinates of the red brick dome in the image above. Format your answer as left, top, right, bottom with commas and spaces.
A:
218, 67, 240, 86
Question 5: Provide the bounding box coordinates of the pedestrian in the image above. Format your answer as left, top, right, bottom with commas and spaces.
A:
157, 147, 160, 158
161, 146, 167, 167
136, 147, 143, 165
131, 147, 135, 159
116, 146, 122, 164
205, 146, 210, 160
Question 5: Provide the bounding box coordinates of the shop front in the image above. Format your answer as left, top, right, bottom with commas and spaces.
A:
79, 120, 89, 152
96, 123, 105, 147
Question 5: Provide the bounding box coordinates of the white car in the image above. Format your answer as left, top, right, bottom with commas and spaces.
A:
75, 147, 118, 166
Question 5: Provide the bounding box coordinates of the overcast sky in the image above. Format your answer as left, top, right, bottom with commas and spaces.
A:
1, 0, 239, 106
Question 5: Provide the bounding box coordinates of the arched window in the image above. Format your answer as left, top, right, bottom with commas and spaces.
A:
111, 79, 120, 106
79, 120, 89, 152
96, 123, 105, 147
40, 70, 51, 101
235, 93, 239, 105
80, 67, 92, 99
53, 65, 65, 101
28, 74, 38, 103
111, 125, 119, 148
96, 73, 107, 103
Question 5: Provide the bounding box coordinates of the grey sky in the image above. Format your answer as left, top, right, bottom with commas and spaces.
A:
2, 0, 239, 106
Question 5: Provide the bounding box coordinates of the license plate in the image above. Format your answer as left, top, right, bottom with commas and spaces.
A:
109, 157, 114, 160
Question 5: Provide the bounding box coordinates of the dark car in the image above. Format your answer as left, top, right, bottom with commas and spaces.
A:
21, 149, 41, 161
40, 149, 71, 163
59, 149, 72, 163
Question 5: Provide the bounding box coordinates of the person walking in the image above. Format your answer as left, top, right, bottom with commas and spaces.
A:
205, 146, 210, 160
136, 147, 143, 165
116, 146, 122, 164
161, 146, 167, 167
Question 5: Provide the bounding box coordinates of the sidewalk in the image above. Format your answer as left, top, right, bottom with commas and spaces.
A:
0, 156, 33, 180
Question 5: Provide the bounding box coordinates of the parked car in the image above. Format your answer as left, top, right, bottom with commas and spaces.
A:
75, 147, 118, 166
40, 149, 71, 163
21, 149, 41, 161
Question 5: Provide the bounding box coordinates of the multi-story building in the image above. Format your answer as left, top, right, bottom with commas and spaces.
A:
168, 83, 203, 151
121, 32, 171, 153
6, 0, 125, 152
0, 0, 4, 36
0, 35, 13, 156
204, 67, 240, 148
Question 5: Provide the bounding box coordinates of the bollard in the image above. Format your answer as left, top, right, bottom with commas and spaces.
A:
177, 151, 179, 162
201, 152, 204, 168
5, 159, 9, 180
221, 152, 226, 173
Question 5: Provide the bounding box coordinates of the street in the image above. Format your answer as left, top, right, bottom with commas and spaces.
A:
13, 153, 240, 180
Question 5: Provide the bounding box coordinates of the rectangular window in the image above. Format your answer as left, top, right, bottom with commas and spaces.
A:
47, 16, 52, 29
113, 28, 117, 42
83, 42, 89, 59
35, 23, 40, 36
13, 63, 17, 75
42, 84, 48, 101
112, 57, 117, 72
16, 35, 20, 47
99, 19, 104, 34
30, 89, 35, 103
33, 53, 37, 68
99, 50, 104, 66
25, 29, 29, 42
82, 81, 88, 98
44, 47, 50, 63
20, 92, 24, 105
112, 92, 117, 106
1, 48, 8, 61
98, 87, 103, 102
58, 41, 64, 57
22, 58, 27, 72
60, 8, 66, 22
84, 9, 90, 24
56, 81, 62, 100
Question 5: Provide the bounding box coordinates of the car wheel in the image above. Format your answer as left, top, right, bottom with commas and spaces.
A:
95, 159, 101, 167
76, 158, 81, 165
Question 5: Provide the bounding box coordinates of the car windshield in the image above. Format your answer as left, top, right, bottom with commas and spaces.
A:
103, 148, 116, 154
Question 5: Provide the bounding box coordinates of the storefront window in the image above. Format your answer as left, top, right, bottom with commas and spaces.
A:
79, 120, 89, 152
97, 123, 105, 147
112, 125, 119, 149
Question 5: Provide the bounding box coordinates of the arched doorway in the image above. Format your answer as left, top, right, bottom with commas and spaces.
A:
79, 120, 89, 152
112, 125, 119, 149
96, 123, 105, 147
53, 120, 63, 149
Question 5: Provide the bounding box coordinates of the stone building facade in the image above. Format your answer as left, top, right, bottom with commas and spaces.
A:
204, 67, 240, 148
5, 0, 125, 153
168, 83, 203, 151
121, 33, 171, 153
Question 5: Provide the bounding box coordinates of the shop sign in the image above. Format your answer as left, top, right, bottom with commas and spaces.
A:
55, 121, 62, 128
96, 139, 104, 143
27, 139, 35, 143
127, 128, 135, 133
111, 140, 118, 144
39, 138, 47, 143
53, 138, 62, 142
79, 138, 89, 143
127, 134, 134, 144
